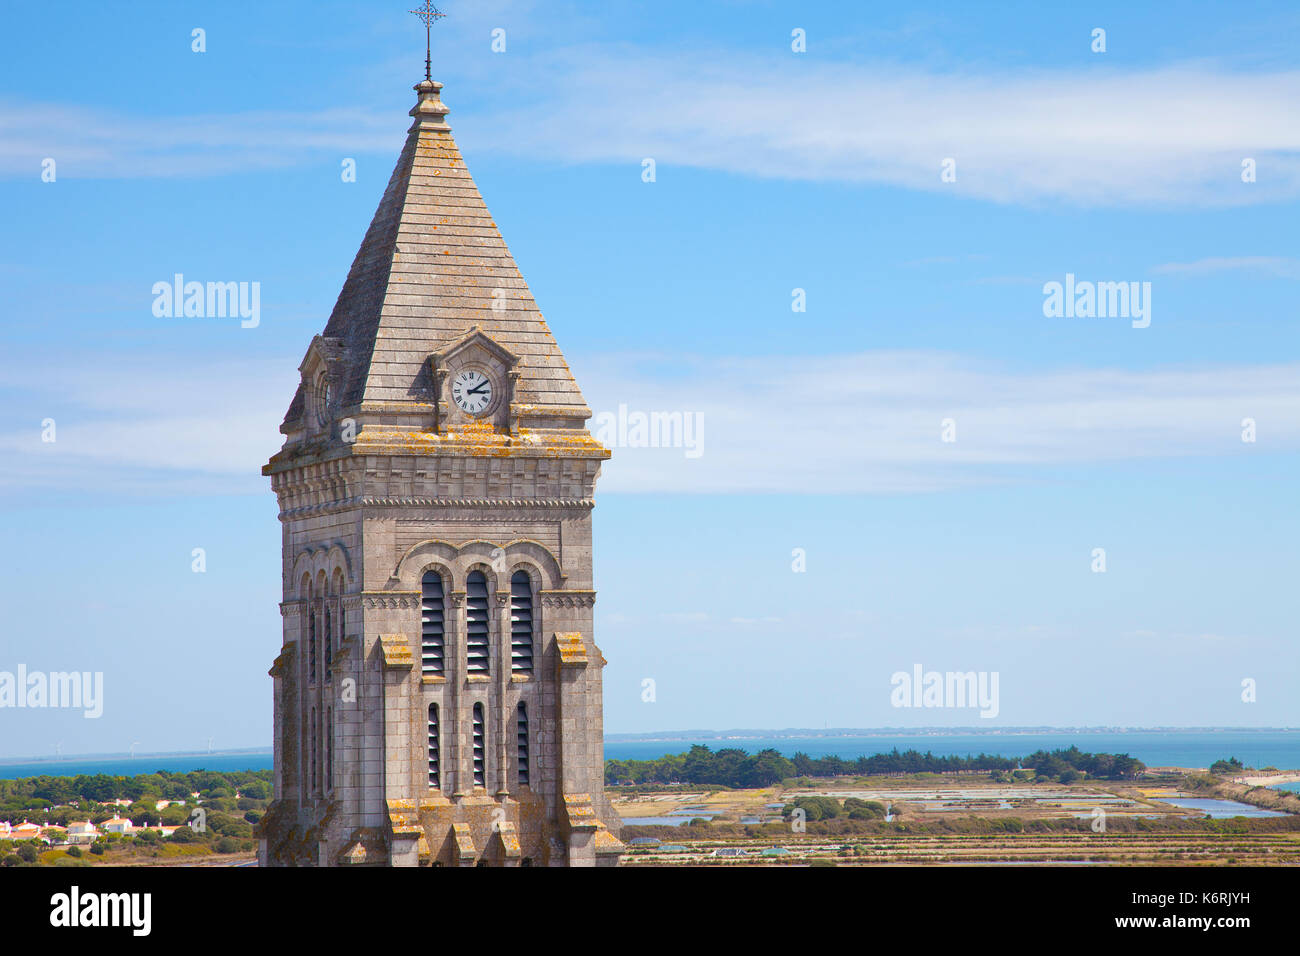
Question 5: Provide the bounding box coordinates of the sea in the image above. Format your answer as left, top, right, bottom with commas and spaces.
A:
0, 752, 275, 780
2, 729, 1298, 780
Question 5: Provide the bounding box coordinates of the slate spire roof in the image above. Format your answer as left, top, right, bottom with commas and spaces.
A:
283, 79, 588, 429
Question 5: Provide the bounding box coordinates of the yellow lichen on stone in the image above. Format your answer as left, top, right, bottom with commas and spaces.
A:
555, 632, 587, 667
378, 634, 414, 670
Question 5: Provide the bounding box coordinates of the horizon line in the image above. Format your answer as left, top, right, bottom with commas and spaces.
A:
4, 726, 1297, 765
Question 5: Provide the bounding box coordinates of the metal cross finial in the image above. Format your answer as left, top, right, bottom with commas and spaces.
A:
409, 1, 447, 82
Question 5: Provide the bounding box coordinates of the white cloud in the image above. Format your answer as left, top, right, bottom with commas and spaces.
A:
0, 102, 397, 179
0, 356, 297, 495
2, 350, 1295, 497
578, 352, 1300, 493
4, 52, 1298, 206
1151, 256, 1300, 278
461, 53, 1300, 206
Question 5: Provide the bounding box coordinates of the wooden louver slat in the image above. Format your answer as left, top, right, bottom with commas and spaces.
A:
510, 571, 534, 674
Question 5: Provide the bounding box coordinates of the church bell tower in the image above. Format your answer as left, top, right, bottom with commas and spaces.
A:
257, 74, 622, 867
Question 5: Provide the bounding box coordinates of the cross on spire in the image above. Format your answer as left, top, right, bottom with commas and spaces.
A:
409, 1, 447, 82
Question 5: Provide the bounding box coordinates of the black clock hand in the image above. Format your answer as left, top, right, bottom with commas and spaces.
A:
467, 382, 490, 394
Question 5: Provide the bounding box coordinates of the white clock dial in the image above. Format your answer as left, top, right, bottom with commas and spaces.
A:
451, 369, 493, 414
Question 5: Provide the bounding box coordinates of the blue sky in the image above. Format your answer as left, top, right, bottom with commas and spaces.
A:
0, 1, 1297, 757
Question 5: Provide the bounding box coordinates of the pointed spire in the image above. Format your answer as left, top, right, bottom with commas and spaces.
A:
282, 78, 592, 433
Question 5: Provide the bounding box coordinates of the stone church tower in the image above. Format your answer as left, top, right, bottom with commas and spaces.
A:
257, 77, 622, 867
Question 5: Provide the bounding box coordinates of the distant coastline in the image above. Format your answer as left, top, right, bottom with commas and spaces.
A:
4, 728, 1298, 765
2, 728, 1298, 779
0, 747, 272, 767
606, 726, 1300, 742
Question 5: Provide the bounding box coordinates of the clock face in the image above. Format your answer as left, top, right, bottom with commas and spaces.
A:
451, 369, 493, 414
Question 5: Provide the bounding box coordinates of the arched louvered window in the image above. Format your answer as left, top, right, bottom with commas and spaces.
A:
516, 702, 530, 787
472, 703, 486, 788
510, 571, 534, 674
427, 704, 440, 789
310, 707, 318, 792
466, 571, 490, 675
421, 571, 445, 675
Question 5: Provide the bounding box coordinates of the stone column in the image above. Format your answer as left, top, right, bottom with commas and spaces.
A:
494, 588, 510, 796
449, 590, 467, 796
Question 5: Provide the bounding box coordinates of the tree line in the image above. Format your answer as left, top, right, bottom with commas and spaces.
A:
605, 744, 1146, 787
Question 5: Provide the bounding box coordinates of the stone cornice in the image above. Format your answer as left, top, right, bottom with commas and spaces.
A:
279, 496, 595, 520
360, 496, 594, 509
361, 591, 421, 610
538, 590, 596, 609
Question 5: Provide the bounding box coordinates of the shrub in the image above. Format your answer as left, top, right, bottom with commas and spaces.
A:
66, 845, 83, 858
89, 843, 106, 856
844, 798, 888, 820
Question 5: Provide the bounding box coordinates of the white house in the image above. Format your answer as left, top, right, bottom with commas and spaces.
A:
10, 821, 44, 841
67, 821, 99, 845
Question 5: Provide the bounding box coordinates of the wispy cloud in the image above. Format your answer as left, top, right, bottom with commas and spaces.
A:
4, 51, 1298, 206
0, 356, 297, 494
462, 53, 1300, 207
0, 102, 396, 178
579, 352, 1300, 493
2, 350, 1295, 497
1150, 256, 1300, 278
